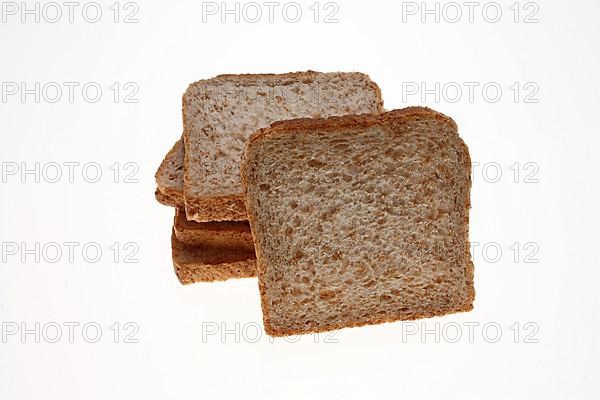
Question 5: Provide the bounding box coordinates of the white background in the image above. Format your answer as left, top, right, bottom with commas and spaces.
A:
1, 0, 598, 398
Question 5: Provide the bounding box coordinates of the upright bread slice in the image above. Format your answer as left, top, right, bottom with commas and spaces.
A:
155, 137, 185, 207
183, 71, 384, 222
174, 208, 254, 250
172, 230, 256, 284
241, 107, 474, 336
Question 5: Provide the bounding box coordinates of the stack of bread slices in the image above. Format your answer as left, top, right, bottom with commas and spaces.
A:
155, 71, 384, 283
155, 71, 474, 336
155, 139, 257, 283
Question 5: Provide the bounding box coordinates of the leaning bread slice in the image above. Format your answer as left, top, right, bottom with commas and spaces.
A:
155, 137, 185, 207
172, 230, 256, 284
174, 208, 253, 250
241, 107, 474, 336
183, 71, 384, 222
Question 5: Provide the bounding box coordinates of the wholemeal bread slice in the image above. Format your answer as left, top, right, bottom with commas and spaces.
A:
155, 137, 185, 207
183, 71, 384, 222
173, 208, 253, 250
241, 107, 474, 336
171, 230, 256, 284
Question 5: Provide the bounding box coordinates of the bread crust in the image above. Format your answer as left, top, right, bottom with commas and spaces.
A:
184, 193, 248, 221
155, 187, 183, 207
263, 304, 474, 337
173, 208, 253, 249
171, 230, 256, 284
186, 71, 383, 101
241, 106, 474, 336
245, 106, 457, 147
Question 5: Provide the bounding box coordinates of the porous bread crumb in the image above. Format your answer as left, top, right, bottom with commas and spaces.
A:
241, 107, 474, 336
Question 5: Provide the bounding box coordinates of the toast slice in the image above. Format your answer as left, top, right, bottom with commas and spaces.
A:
171, 230, 256, 284
241, 107, 474, 336
173, 208, 253, 250
155, 138, 185, 207
183, 71, 384, 222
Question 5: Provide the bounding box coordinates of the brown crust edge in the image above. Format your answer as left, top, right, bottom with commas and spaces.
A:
245, 106, 457, 148
174, 208, 250, 232
264, 304, 475, 337
184, 193, 248, 222
171, 229, 256, 284
184, 70, 382, 93
240, 106, 472, 337
155, 187, 183, 207
174, 209, 254, 249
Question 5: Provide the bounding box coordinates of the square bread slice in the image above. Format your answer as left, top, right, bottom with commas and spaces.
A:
155, 137, 185, 208
173, 208, 253, 250
171, 230, 256, 284
241, 107, 474, 336
183, 71, 384, 222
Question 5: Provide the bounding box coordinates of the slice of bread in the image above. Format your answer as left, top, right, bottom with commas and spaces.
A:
241, 107, 474, 336
173, 208, 253, 250
155, 137, 185, 207
171, 230, 256, 284
183, 71, 384, 222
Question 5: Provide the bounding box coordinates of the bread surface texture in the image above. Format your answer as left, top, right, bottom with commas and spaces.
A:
171, 230, 256, 284
183, 71, 384, 222
241, 107, 474, 336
